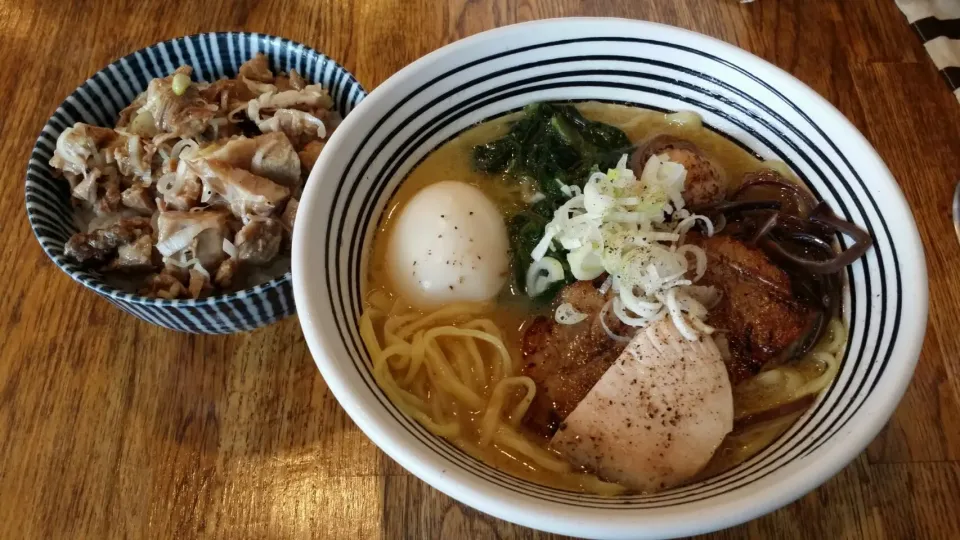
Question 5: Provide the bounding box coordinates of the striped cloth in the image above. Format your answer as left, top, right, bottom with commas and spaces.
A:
896, 0, 960, 101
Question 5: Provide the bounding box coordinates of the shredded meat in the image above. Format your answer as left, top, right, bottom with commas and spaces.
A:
192, 159, 290, 218
239, 53, 274, 83
522, 281, 635, 437
105, 235, 156, 271
298, 140, 325, 172
214, 258, 239, 288
692, 234, 818, 383
49, 123, 117, 176
64, 217, 153, 265
187, 268, 211, 298
156, 209, 230, 270
288, 69, 306, 91
140, 66, 215, 138
108, 134, 155, 181
140, 270, 187, 299
234, 217, 283, 265
203, 132, 301, 189
121, 184, 155, 213
280, 198, 298, 232
48, 54, 330, 298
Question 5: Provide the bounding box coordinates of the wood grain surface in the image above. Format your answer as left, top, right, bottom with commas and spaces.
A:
1, 0, 958, 538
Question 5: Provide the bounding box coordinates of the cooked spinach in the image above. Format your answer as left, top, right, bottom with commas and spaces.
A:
472, 103, 632, 300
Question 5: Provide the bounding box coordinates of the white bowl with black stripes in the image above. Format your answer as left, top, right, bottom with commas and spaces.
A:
293, 18, 927, 539
25, 32, 365, 334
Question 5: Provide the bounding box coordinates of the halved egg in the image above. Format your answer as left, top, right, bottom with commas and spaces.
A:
387, 181, 509, 308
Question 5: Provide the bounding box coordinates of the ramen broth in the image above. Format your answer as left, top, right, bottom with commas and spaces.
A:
364, 102, 842, 493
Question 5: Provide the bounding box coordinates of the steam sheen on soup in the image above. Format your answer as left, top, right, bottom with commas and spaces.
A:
359, 102, 870, 494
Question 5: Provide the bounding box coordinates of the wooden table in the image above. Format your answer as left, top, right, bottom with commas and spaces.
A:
2, 1, 959, 538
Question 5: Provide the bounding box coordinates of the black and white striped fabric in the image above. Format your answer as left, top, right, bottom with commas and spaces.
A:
25, 33, 366, 334
897, 0, 960, 100
295, 18, 927, 538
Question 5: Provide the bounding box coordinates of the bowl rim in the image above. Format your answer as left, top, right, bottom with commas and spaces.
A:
25, 31, 365, 307
293, 17, 928, 539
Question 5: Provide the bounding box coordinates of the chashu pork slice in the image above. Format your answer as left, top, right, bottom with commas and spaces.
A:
550, 318, 733, 493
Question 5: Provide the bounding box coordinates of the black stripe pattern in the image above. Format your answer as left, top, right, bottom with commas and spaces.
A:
25, 32, 366, 334
294, 19, 926, 538
902, 10, 960, 97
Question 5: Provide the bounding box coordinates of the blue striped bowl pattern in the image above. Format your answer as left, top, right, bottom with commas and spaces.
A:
293, 19, 928, 539
25, 33, 366, 334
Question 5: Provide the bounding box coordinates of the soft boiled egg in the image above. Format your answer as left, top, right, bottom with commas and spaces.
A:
387, 181, 510, 308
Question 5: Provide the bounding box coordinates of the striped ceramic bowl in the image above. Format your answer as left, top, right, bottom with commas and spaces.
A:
25, 32, 365, 334
293, 19, 928, 538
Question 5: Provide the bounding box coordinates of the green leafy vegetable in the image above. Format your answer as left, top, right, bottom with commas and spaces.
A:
472, 102, 633, 301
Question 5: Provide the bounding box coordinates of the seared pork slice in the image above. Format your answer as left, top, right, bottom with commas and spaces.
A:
550, 318, 733, 492
202, 132, 301, 189
234, 217, 283, 265
191, 159, 290, 219
64, 217, 153, 265
522, 281, 635, 436
630, 135, 725, 208
693, 234, 818, 383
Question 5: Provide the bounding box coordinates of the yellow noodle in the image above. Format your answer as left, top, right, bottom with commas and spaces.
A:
422, 339, 484, 409
359, 302, 621, 495
395, 302, 491, 339
447, 339, 482, 393
479, 377, 537, 446
792, 351, 840, 399
492, 425, 571, 473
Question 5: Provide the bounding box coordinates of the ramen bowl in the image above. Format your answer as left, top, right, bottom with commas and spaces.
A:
25, 32, 365, 333
292, 18, 926, 539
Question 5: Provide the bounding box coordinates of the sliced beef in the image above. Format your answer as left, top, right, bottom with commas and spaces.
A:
521, 281, 635, 437
692, 234, 818, 383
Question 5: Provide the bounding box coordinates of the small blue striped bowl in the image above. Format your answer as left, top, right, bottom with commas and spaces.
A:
25, 32, 366, 333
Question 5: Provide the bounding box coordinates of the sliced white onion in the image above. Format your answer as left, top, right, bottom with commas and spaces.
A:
664, 288, 698, 340
170, 138, 199, 160
613, 296, 655, 327
597, 276, 612, 296
555, 303, 588, 325
530, 230, 555, 262
599, 299, 632, 342
525, 191, 546, 204
156, 223, 207, 257
676, 244, 707, 282
567, 244, 605, 281
222, 238, 238, 259
525, 256, 564, 297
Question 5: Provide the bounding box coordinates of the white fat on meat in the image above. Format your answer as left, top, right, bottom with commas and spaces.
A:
190, 159, 290, 218
550, 318, 733, 492
200, 132, 301, 189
